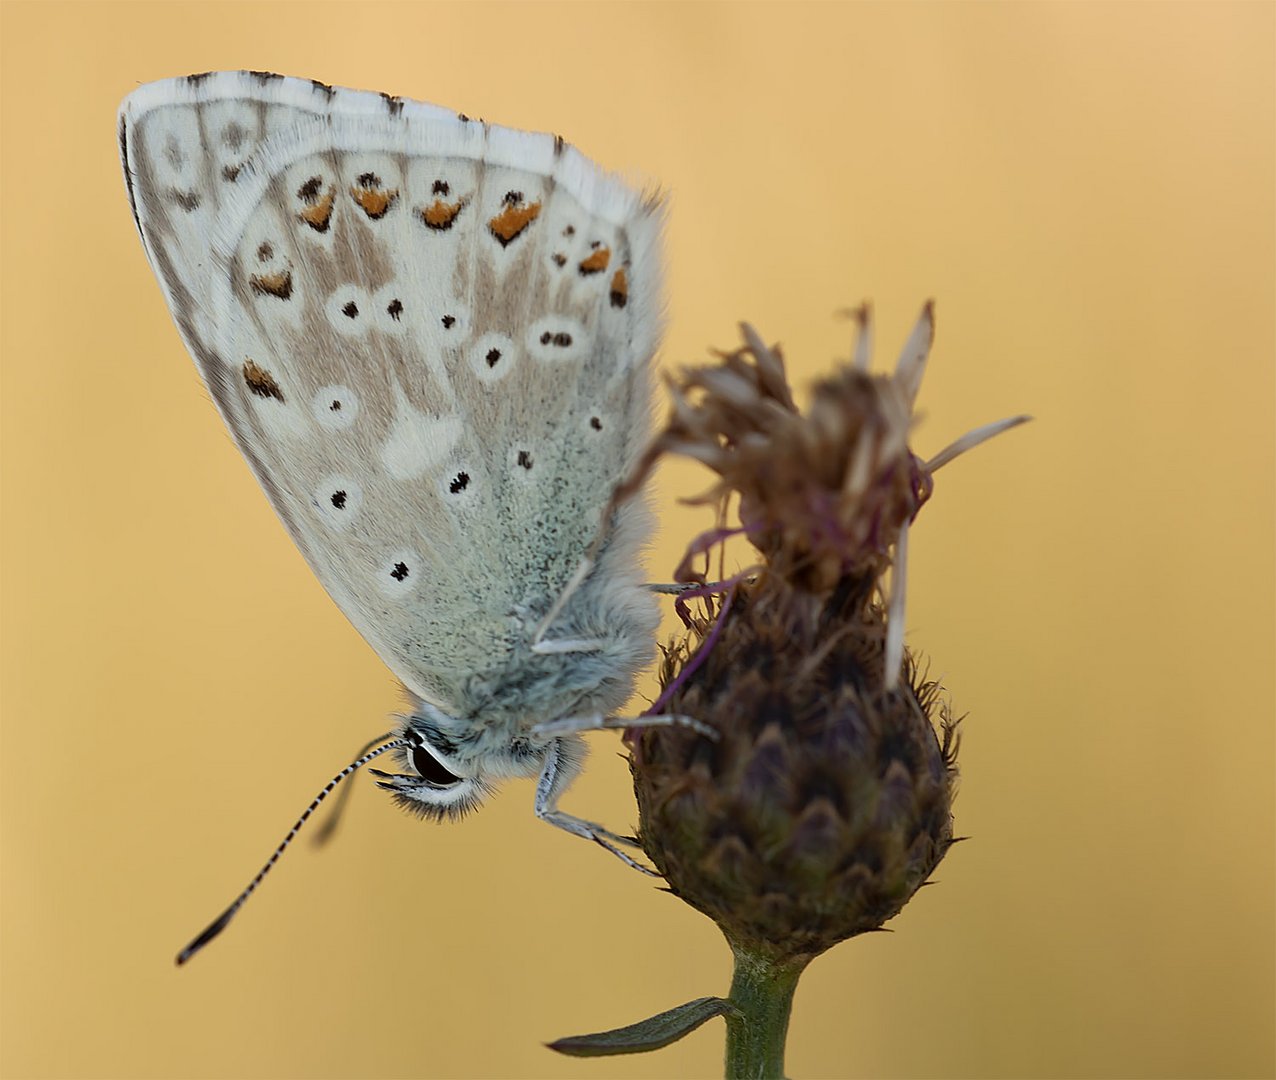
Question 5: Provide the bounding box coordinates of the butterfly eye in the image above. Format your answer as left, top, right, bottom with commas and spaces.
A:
411, 743, 463, 788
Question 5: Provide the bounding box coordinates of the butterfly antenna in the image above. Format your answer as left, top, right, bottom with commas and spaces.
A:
310, 731, 396, 848
175, 737, 408, 966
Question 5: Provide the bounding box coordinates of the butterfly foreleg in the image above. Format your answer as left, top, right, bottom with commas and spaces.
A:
533, 737, 656, 874
645, 580, 739, 595
530, 712, 717, 740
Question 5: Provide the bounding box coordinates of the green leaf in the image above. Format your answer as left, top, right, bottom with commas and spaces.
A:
548, 996, 739, 1058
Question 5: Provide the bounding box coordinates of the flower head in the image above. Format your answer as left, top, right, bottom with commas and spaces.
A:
630, 305, 1026, 962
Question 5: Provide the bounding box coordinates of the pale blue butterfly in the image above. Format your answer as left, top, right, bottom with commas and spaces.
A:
120, 71, 697, 963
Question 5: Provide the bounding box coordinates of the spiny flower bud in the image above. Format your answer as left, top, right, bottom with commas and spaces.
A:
635, 575, 959, 962
631, 304, 1026, 964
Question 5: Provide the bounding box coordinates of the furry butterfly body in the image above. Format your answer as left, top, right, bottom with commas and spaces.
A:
120, 72, 665, 945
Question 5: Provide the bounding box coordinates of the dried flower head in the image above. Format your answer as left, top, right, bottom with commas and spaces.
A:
659, 312, 932, 595
630, 304, 1027, 963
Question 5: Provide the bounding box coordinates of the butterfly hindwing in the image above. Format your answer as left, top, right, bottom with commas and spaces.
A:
120, 73, 662, 717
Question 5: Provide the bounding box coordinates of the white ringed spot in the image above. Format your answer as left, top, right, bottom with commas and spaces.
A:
376, 549, 423, 598
526, 316, 587, 363
314, 385, 359, 429
468, 332, 517, 384
326, 286, 372, 336
312, 476, 363, 530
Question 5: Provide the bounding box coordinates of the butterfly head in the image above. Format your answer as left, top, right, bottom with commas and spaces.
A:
370, 725, 494, 821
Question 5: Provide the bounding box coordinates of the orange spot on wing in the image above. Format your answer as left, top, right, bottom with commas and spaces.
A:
488, 200, 542, 246
609, 267, 628, 308
297, 189, 335, 232
578, 246, 611, 276
418, 198, 467, 231
249, 270, 293, 300
350, 184, 398, 219
242, 359, 284, 402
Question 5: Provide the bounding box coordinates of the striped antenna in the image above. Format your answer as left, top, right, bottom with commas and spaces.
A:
310, 731, 396, 847
176, 737, 408, 966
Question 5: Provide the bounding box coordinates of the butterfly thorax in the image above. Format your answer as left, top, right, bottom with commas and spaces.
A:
408, 554, 659, 761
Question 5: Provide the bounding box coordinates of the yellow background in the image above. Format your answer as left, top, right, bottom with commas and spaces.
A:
2, 3, 1272, 1078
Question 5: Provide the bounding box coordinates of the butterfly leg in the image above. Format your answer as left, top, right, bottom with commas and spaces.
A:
645, 581, 737, 595
530, 712, 717, 740
533, 738, 658, 874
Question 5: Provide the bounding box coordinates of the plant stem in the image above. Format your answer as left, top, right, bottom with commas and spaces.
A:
723, 943, 809, 1079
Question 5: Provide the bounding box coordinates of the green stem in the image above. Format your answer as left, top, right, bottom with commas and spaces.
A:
723, 944, 809, 1079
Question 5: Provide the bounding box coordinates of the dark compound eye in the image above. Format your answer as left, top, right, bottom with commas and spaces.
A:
411, 744, 462, 787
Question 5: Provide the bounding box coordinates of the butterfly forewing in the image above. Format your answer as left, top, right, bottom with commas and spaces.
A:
121, 73, 662, 717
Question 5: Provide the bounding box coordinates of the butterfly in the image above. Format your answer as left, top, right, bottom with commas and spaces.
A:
119, 71, 687, 962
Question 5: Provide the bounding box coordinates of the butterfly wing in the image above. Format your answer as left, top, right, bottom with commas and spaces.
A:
120, 73, 662, 713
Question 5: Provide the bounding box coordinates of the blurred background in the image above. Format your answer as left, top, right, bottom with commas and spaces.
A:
2, 3, 1272, 1078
